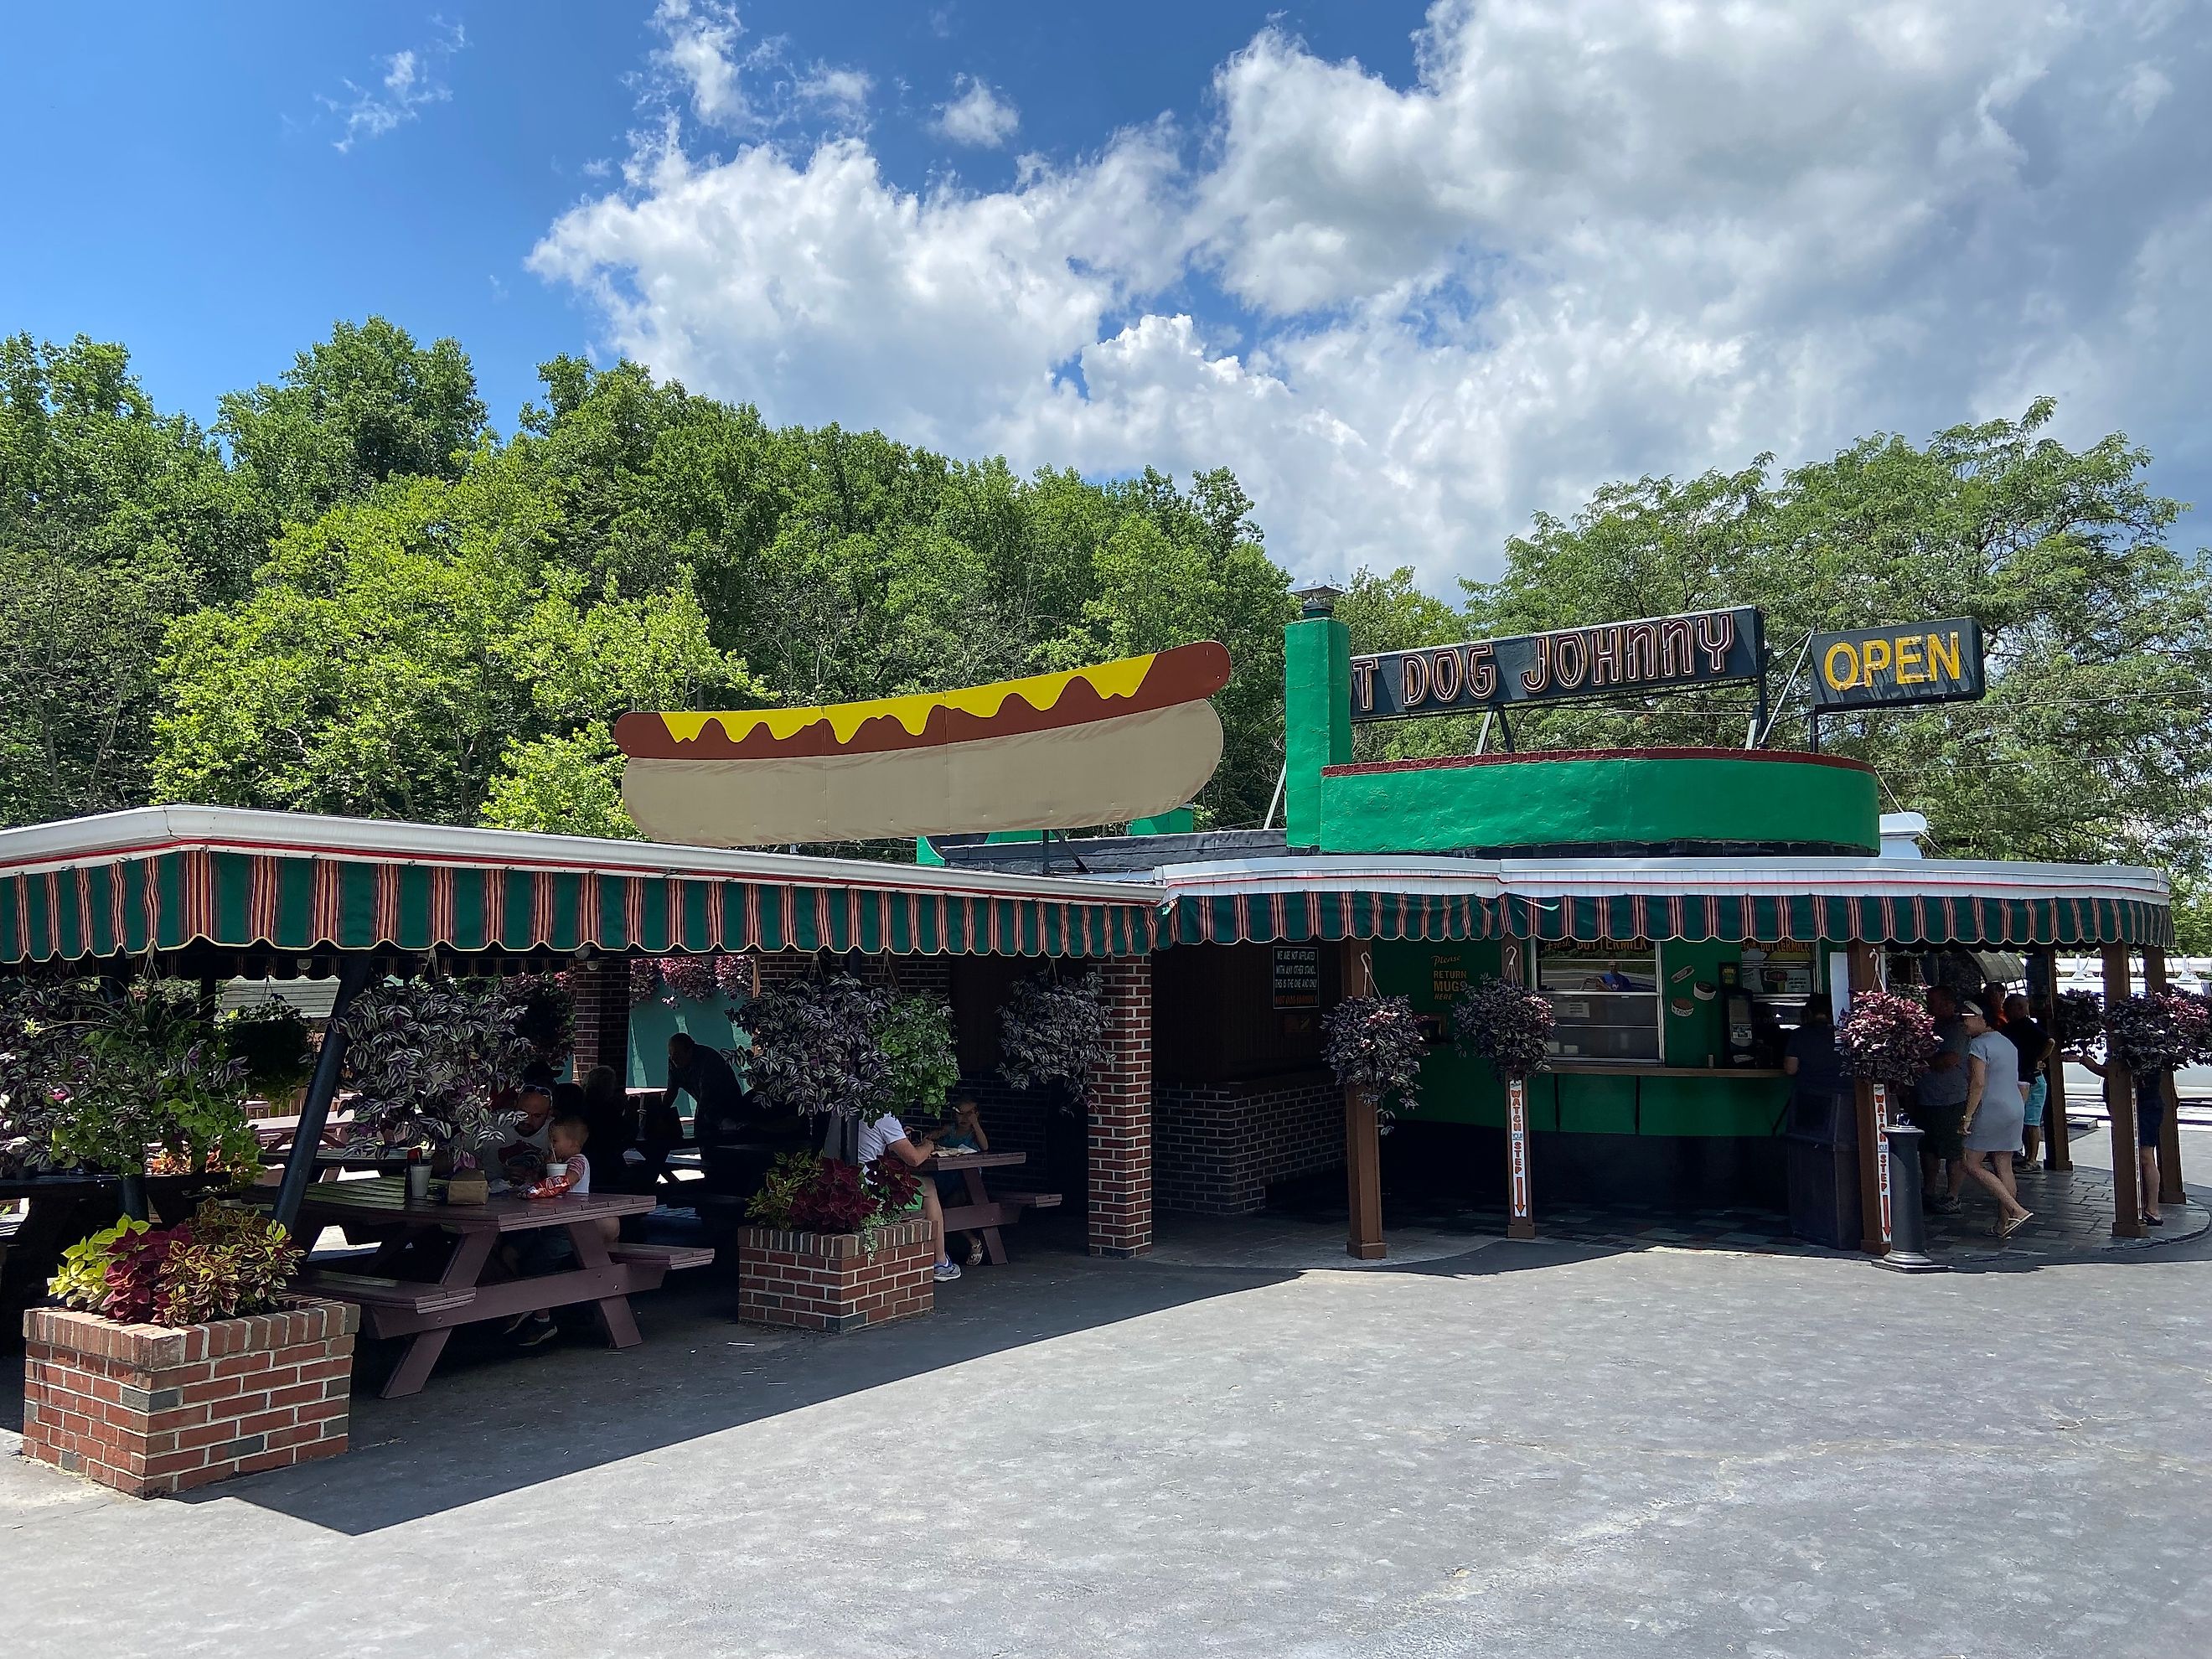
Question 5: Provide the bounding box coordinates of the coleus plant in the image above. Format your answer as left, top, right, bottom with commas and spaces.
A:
630, 954, 754, 1008
52, 1199, 302, 1328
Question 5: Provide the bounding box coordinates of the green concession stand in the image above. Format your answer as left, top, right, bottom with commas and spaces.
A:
1123, 599, 2175, 1258
0, 602, 2182, 1271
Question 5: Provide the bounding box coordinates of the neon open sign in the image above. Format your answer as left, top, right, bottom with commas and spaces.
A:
1350, 607, 1764, 722
1810, 619, 1985, 711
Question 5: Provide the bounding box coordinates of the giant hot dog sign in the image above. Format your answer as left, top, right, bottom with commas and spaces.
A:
615, 642, 1231, 847
1350, 607, 1764, 722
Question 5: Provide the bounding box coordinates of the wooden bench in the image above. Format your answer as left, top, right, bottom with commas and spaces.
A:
606, 1241, 716, 1290
298, 1268, 477, 1316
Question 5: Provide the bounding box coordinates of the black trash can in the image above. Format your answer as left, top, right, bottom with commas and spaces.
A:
1783, 1088, 1863, 1249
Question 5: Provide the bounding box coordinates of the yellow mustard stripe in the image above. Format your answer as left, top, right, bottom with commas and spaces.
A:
659, 652, 1160, 746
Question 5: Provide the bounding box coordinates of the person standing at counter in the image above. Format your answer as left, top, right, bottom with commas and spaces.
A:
1959, 1001, 2034, 1238
1909, 985, 1972, 1214
1781, 995, 1848, 1125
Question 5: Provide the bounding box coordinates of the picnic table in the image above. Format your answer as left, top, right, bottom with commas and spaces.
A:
924, 1150, 1059, 1266
292, 1177, 711, 1398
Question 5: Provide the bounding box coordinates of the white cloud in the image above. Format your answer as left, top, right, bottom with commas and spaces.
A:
322, 20, 465, 152
534, 0, 2212, 588
652, 0, 751, 128
936, 75, 1019, 148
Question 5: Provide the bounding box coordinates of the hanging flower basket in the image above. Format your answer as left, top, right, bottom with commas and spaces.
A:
2050, 989, 2104, 1052
744, 973, 892, 1120
1835, 991, 1941, 1088
2103, 990, 2208, 1074
1450, 977, 1555, 1083
998, 973, 1110, 1114
629, 954, 754, 1008
1321, 995, 1427, 1118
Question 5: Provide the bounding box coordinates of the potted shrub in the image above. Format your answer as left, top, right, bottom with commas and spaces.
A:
336, 978, 531, 1202
734, 1147, 936, 1331
23, 1196, 356, 1496
220, 998, 316, 1114
1, 975, 264, 1219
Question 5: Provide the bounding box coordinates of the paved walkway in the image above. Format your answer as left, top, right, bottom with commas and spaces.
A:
8, 1228, 2210, 1657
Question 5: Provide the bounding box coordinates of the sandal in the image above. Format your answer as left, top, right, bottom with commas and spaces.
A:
2001, 1211, 2034, 1238
2142, 1212, 2164, 1227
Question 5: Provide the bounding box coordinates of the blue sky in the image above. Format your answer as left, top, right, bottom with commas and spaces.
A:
8, 3, 2209, 585
2, 2, 1418, 439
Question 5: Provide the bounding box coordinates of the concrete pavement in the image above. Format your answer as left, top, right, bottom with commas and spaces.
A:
5, 1219, 2209, 1658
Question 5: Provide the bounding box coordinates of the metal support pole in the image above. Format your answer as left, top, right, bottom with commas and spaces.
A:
1870, 1123, 1946, 1272
1848, 941, 1885, 1253
271, 954, 375, 1237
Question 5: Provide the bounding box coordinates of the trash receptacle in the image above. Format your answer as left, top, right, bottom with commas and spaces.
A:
1784, 1088, 1863, 1249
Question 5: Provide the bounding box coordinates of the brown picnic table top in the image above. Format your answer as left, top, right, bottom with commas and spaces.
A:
292, 1177, 683, 1398
918, 1150, 1058, 1266
296, 1176, 654, 1232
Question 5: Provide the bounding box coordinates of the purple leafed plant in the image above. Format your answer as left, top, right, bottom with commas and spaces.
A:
743, 973, 892, 1120
2102, 990, 2207, 1074
2050, 989, 2104, 1052
997, 974, 1111, 1114
1451, 977, 1555, 1083
1835, 990, 1940, 1088
1321, 995, 1427, 1114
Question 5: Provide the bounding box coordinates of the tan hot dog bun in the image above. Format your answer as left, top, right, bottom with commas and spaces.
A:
617, 643, 1231, 848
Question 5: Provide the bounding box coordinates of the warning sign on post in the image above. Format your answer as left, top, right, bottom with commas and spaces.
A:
1272, 945, 1320, 1009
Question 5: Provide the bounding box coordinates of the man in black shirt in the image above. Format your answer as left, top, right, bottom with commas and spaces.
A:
2002, 994, 2055, 1165
659, 1032, 750, 1150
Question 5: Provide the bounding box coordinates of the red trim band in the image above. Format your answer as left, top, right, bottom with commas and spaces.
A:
1322, 747, 1877, 778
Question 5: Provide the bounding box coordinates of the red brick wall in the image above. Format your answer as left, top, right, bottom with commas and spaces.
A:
1156, 1068, 1342, 1215
1088, 958, 1154, 1258
736, 1220, 935, 1331
569, 957, 632, 1078
21, 1297, 357, 1497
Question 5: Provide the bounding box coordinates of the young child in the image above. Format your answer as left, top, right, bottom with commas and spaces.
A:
507, 1117, 614, 1348
933, 1097, 990, 1268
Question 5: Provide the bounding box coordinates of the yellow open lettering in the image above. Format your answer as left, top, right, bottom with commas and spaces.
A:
1861, 638, 1893, 678
1894, 634, 1924, 685
1823, 642, 1860, 690
1926, 630, 1961, 681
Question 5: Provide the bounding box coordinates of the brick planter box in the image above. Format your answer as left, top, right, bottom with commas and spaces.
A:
736, 1221, 934, 1332
22, 1296, 358, 1497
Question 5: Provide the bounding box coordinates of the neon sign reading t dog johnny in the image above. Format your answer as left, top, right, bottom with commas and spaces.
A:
1350, 607, 1764, 722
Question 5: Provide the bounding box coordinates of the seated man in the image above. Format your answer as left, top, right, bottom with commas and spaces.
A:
858, 1109, 961, 1282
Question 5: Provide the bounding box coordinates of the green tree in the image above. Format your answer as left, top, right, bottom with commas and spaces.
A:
153, 461, 761, 825
0, 335, 269, 823
1464, 402, 2212, 873
218, 317, 487, 525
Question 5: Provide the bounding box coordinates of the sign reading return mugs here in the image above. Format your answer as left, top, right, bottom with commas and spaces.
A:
1350, 606, 1765, 722
1809, 618, 1986, 711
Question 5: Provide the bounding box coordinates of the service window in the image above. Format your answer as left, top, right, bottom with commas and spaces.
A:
1534, 942, 1662, 1064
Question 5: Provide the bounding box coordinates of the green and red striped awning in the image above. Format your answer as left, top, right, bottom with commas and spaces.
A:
1158, 857, 2173, 949
0, 809, 1160, 964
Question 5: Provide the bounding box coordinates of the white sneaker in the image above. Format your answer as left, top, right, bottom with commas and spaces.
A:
933, 1260, 963, 1282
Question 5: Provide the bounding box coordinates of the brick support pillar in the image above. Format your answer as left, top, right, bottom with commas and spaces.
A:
569, 958, 633, 1082
1088, 957, 1154, 1258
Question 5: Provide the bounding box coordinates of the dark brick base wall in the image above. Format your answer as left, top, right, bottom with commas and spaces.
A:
1156, 1068, 1343, 1216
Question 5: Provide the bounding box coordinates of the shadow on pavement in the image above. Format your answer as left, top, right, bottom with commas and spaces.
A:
174, 1235, 1290, 1537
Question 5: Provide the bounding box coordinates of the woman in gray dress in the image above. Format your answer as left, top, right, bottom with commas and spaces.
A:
1959, 1001, 2034, 1237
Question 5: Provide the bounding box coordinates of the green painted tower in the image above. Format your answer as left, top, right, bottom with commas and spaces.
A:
1282, 589, 1352, 850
